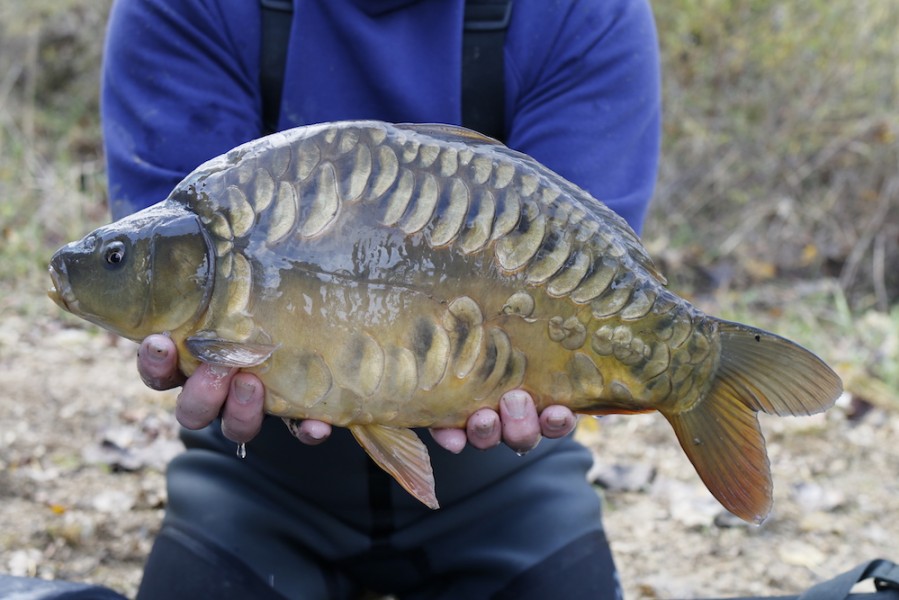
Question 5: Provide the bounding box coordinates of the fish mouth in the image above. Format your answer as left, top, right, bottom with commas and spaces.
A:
48, 260, 79, 313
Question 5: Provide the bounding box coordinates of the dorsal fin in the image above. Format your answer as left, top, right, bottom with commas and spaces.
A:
394, 122, 506, 147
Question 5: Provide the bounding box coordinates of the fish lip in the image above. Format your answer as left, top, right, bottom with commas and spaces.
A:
47, 260, 79, 313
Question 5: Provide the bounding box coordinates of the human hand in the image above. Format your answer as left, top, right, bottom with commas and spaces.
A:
137, 335, 576, 451
137, 334, 269, 444
429, 390, 577, 454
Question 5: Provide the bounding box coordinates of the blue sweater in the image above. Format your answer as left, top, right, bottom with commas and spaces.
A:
101, 0, 661, 522
102, 0, 660, 230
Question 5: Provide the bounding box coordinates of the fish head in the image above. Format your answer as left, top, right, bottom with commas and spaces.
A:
48, 202, 215, 341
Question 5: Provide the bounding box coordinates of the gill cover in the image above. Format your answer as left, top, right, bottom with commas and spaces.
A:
49, 203, 215, 341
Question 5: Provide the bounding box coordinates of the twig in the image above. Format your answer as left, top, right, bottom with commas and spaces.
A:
873, 230, 888, 312
0, 61, 23, 116
839, 177, 894, 295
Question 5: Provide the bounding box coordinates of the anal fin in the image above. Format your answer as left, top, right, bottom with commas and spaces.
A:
349, 424, 439, 510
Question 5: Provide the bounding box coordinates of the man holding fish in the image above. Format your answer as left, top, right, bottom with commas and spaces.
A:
98, 0, 663, 597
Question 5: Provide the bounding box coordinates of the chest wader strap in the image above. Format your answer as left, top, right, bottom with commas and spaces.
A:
259, 0, 512, 142
260, 0, 293, 135
461, 0, 512, 142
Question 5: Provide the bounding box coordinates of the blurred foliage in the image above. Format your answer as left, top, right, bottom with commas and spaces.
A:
0, 0, 108, 157
0, 0, 111, 308
648, 0, 899, 312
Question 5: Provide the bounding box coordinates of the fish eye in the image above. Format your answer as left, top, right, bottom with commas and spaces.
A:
103, 240, 127, 268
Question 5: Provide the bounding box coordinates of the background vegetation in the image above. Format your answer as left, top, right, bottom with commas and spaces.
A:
0, 0, 897, 595
650, 0, 898, 309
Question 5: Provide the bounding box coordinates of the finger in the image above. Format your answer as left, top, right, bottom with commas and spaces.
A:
466, 408, 501, 450
220, 372, 265, 443
175, 364, 235, 430
429, 428, 467, 454
137, 334, 185, 390
499, 389, 541, 453
539, 405, 577, 439
284, 419, 332, 446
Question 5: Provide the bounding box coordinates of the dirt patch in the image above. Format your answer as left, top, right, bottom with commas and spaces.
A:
582, 409, 899, 597
0, 312, 178, 595
1, 302, 898, 598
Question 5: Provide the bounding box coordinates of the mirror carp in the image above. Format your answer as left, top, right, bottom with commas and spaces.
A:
49, 121, 842, 523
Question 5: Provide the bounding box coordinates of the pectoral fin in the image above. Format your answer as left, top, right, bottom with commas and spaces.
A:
186, 336, 277, 368
349, 424, 439, 509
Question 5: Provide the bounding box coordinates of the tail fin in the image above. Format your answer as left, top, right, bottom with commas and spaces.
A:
664, 320, 842, 524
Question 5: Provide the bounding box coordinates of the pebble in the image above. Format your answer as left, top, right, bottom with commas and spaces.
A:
791, 481, 846, 513
7, 548, 42, 578
49, 512, 97, 546
651, 477, 722, 528
778, 540, 827, 568
82, 426, 184, 472
91, 489, 136, 514
589, 461, 656, 492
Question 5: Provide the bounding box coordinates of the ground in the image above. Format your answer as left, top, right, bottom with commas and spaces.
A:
1, 297, 897, 599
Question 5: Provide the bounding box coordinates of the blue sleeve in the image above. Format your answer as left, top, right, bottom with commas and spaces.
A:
504, 0, 661, 233
101, 0, 263, 220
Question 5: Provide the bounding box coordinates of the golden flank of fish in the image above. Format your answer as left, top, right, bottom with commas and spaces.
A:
48, 121, 842, 523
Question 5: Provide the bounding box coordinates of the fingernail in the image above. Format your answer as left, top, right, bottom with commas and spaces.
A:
546, 413, 568, 430
147, 340, 168, 362
306, 422, 327, 441
444, 435, 466, 454
474, 414, 496, 437
502, 392, 528, 419
234, 379, 255, 404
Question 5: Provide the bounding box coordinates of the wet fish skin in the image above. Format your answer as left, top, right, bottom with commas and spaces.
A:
49, 121, 842, 522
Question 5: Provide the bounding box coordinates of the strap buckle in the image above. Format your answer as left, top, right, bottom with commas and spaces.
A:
464, 1, 513, 32
260, 0, 293, 13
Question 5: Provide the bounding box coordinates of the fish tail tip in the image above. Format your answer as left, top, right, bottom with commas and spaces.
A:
665, 398, 773, 524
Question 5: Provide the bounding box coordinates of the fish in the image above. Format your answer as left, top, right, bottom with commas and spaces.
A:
48, 120, 842, 523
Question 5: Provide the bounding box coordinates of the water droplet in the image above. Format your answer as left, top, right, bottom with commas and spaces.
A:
236, 443, 247, 459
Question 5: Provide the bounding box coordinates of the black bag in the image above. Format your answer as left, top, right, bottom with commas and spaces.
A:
719, 559, 899, 600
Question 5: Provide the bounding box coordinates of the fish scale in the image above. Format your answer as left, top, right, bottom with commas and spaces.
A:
49, 120, 842, 523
